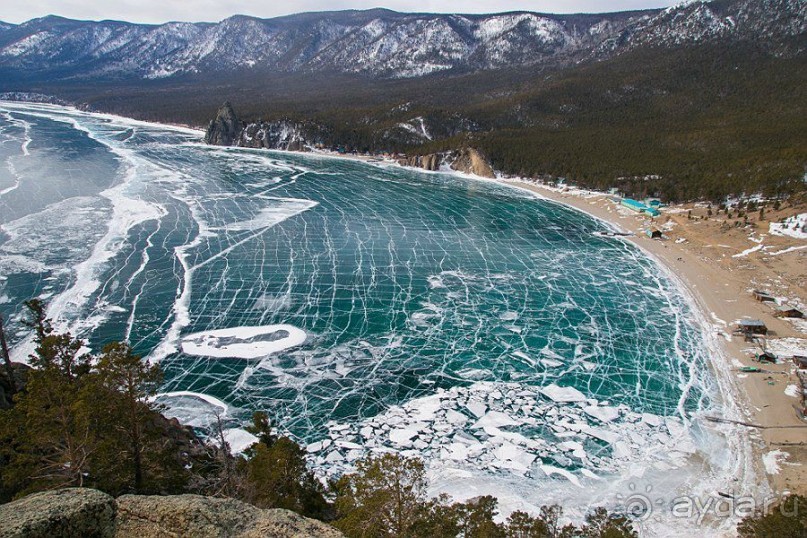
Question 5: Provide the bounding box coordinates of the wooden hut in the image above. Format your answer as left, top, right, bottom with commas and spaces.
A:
752, 290, 775, 302
775, 306, 805, 319
737, 319, 768, 336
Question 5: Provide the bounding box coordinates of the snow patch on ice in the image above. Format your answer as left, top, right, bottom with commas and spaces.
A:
181, 324, 307, 359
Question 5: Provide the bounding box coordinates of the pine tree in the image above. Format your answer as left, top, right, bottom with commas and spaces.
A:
334, 453, 428, 537
23, 300, 89, 379
93, 342, 164, 494
1, 367, 96, 497
240, 411, 329, 519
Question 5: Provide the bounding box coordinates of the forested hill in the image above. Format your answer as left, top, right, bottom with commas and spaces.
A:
0, 0, 805, 201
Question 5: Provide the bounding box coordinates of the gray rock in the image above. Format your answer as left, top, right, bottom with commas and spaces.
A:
0, 362, 31, 409
0, 488, 116, 538
204, 101, 241, 146
0, 489, 343, 538
115, 493, 343, 538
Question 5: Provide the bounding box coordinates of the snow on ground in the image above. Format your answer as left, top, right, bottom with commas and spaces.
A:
762, 449, 788, 475
769, 213, 807, 239
784, 384, 801, 398
769, 245, 807, 256
766, 338, 807, 358
732, 244, 763, 258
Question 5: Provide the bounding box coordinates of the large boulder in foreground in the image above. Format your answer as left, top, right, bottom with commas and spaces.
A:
204, 101, 241, 146
115, 493, 343, 538
0, 489, 343, 538
0, 488, 116, 538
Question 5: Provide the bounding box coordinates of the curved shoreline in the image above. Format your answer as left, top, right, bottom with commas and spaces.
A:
4, 102, 803, 533
497, 179, 806, 498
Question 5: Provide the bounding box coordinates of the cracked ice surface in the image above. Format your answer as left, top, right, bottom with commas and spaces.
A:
0, 103, 745, 528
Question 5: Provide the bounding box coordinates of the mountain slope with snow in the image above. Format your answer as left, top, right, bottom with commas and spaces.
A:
0, 0, 803, 82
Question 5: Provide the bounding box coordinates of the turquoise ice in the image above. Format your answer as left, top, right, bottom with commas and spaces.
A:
0, 102, 717, 475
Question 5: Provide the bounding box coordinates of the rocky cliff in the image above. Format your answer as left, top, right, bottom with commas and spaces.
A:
449, 148, 496, 178
0, 488, 344, 538
398, 148, 496, 178
204, 104, 496, 179
204, 102, 241, 146
115, 494, 343, 538
238, 120, 319, 152
398, 153, 442, 171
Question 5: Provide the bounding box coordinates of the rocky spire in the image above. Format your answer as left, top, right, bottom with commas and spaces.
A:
204, 101, 241, 146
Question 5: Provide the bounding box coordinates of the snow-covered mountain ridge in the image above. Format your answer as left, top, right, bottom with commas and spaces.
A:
0, 0, 803, 81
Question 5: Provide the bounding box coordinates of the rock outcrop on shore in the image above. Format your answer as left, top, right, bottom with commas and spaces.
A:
450, 148, 496, 178
0, 488, 344, 538
397, 148, 496, 178
398, 153, 442, 171
204, 102, 241, 146
238, 120, 317, 152
204, 103, 497, 179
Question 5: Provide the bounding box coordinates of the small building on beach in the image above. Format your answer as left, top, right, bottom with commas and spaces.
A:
621, 198, 660, 218
646, 229, 663, 239
752, 290, 776, 302
621, 199, 646, 212
775, 306, 805, 319
737, 319, 768, 336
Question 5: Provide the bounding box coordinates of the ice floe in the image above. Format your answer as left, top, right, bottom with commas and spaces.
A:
222, 428, 259, 454
308, 380, 698, 498
181, 324, 307, 359
540, 384, 587, 403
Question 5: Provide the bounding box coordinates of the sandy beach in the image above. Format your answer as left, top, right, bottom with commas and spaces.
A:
502, 178, 807, 498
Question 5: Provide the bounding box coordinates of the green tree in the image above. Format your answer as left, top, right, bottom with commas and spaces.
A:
23, 300, 89, 379
413, 495, 462, 538
92, 342, 170, 494
452, 495, 504, 538
737, 495, 807, 537
334, 453, 428, 537
579, 507, 637, 538
1, 305, 199, 500
0, 367, 96, 498
241, 412, 329, 519
504, 505, 576, 538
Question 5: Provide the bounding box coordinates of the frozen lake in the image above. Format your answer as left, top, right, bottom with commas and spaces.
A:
0, 102, 746, 527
